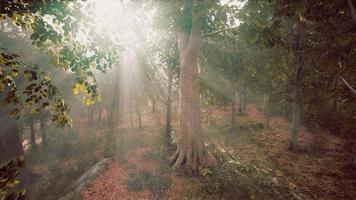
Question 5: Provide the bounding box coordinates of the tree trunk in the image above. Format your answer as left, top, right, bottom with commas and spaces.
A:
264, 90, 270, 129
136, 105, 142, 130
290, 66, 304, 150
129, 101, 134, 128
239, 87, 246, 114
165, 71, 173, 139
39, 114, 46, 146
111, 73, 120, 125
106, 106, 111, 123
30, 117, 36, 150
243, 90, 247, 112
88, 107, 94, 127
290, 21, 304, 151
151, 96, 156, 113
98, 108, 102, 122
230, 91, 237, 134
170, 13, 215, 171
0, 117, 24, 165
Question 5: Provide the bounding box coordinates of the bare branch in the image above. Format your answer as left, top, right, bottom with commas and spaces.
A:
202, 26, 239, 38
336, 75, 356, 95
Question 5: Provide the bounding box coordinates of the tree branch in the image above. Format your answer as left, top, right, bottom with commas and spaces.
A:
336, 75, 356, 95
201, 26, 239, 38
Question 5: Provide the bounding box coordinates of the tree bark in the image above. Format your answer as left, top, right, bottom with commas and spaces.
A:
170, 11, 215, 171
165, 71, 173, 139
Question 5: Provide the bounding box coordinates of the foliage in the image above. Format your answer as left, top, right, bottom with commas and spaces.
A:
0, 0, 120, 125
0, 48, 71, 127
0, 157, 26, 200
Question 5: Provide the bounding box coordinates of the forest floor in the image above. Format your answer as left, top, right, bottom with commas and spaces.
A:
26, 105, 356, 200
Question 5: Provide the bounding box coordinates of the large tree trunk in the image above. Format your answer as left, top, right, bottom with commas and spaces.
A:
0, 113, 36, 188
230, 91, 237, 134
0, 116, 24, 165
170, 13, 215, 170
165, 71, 173, 139
290, 21, 304, 151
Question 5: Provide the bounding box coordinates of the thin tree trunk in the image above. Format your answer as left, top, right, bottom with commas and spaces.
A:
88, 107, 94, 127
151, 96, 156, 113
290, 21, 305, 151
239, 87, 246, 114
39, 115, 46, 146
165, 71, 173, 139
230, 91, 237, 134
129, 102, 134, 128
136, 105, 142, 130
111, 72, 120, 125
106, 106, 111, 123
290, 67, 303, 150
243, 90, 247, 112
30, 117, 36, 150
170, 12, 215, 170
264, 90, 270, 129
98, 108, 102, 122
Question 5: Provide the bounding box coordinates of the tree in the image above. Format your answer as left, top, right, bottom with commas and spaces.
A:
168, 2, 217, 170
0, 0, 119, 190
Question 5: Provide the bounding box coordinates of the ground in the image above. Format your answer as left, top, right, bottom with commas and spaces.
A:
27, 104, 356, 200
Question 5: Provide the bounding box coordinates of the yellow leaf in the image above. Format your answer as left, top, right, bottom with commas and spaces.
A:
11, 70, 18, 77
31, 108, 39, 114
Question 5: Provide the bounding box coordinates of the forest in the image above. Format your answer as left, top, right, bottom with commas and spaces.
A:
0, 0, 355, 199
